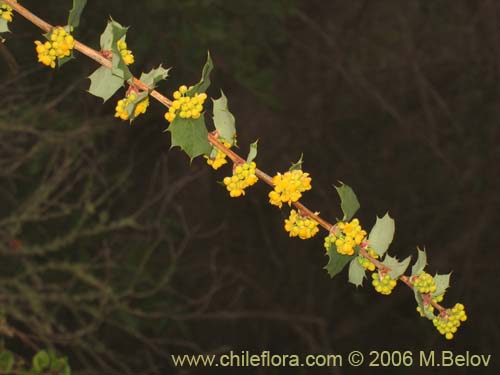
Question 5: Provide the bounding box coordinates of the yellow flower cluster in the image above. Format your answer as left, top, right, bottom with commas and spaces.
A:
413, 272, 437, 294
223, 162, 258, 197
164, 85, 207, 123
117, 39, 134, 65
357, 248, 379, 271
114, 93, 149, 121
284, 210, 319, 240
34, 27, 75, 69
325, 218, 367, 256
268, 170, 312, 208
206, 140, 231, 170
432, 303, 467, 340
372, 272, 397, 295
0, 0, 15, 22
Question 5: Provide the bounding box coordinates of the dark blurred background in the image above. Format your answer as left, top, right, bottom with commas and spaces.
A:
0, 0, 499, 374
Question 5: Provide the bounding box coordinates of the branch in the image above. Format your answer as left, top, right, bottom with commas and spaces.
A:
3, 0, 450, 319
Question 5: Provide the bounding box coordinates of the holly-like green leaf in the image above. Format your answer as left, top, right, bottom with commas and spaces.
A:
88, 19, 131, 99
348, 258, 366, 287
335, 182, 360, 221
187, 52, 213, 95
324, 243, 353, 278
67, 0, 87, 29
139, 65, 170, 89
432, 273, 451, 297
125, 91, 149, 122
382, 254, 411, 280
212, 90, 236, 144
0, 19, 10, 33
414, 289, 435, 320
88, 66, 124, 102
0, 351, 14, 373
33, 350, 50, 372
368, 213, 395, 257
411, 247, 427, 276
247, 140, 258, 163
99, 20, 115, 50
167, 116, 212, 160
289, 154, 303, 171
99, 20, 131, 81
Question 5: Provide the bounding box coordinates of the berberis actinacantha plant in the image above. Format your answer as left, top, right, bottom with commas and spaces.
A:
0, 0, 467, 342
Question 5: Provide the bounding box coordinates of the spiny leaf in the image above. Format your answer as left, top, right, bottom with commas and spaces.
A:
432, 273, 451, 297
104, 20, 131, 80
139, 65, 170, 89
368, 213, 395, 257
88, 66, 124, 102
187, 52, 213, 95
324, 243, 353, 278
167, 116, 212, 160
67, 0, 87, 29
247, 140, 258, 163
335, 182, 360, 221
212, 90, 236, 144
99, 20, 116, 50
411, 247, 427, 276
382, 254, 411, 280
348, 258, 366, 287
289, 154, 303, 171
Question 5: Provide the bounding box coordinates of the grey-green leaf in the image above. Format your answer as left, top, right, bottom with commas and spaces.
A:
382, 254, 411, 279
105, 20, 131, 80
335, 182, 360, 221
139, 65, 170, 89
432, 273, 451, 297
67, 0, 88, 29
0, 19, 10, 33
348, 258, 366, 287
187, 52, 213, 95
247, 140, 258, 163
289, 154, 303, 171
324, 243, 353, 278
167, 116, 212, 160
88, 66, 124, 102
212, 90, 236, 144
368, 213, 395, 257
411, 247, 427, 276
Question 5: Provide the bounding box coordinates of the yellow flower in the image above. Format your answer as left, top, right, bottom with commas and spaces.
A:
223, 162, 259, 197
327, 218, 367, 256
164, 85, 207, 123
205, 140, 232, 170
34, 27, 75, 69
117, 39, 134, 65
268, 169, 312, 208
432, 303, 467, 340
372, 272, 397, 295
0, 0, 15, 23
284, 210, 319, 240
114, 92, 149, 121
